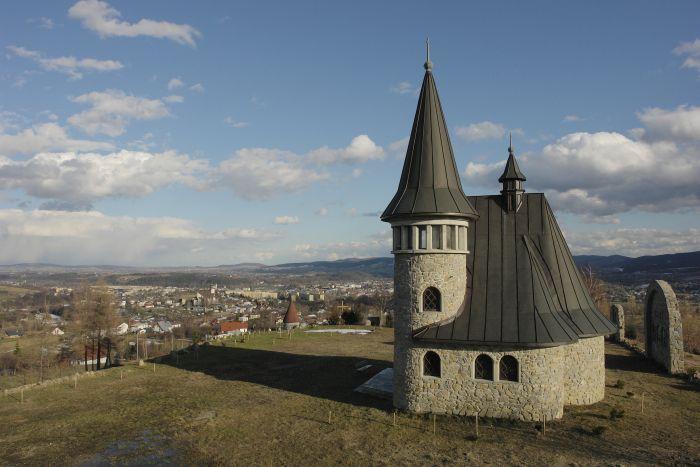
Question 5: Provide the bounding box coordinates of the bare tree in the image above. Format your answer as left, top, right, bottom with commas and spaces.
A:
580, 266, 609, 315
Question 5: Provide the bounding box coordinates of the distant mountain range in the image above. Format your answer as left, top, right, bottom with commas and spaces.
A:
1, 251, 698, 284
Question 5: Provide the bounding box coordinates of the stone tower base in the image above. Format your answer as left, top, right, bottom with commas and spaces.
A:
394, 336, 604, 421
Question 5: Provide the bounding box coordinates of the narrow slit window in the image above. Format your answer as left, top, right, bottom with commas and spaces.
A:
418, 226, 427, 249
431, 225, 442, 249
393, 227, 401, 250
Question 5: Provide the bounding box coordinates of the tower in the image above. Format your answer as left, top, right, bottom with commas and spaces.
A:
498, 134, 526, 211
381, 42, 478, 410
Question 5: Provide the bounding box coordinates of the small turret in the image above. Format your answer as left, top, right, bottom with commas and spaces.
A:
498, 134, 526, 211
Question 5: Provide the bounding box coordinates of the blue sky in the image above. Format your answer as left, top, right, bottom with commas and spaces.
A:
0, 0, 699, 266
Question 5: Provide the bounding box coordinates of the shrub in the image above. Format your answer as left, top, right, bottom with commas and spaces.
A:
614, 379, 625, 389
609, 408, 625, 420
592, 425, 608, 437
625, 324, 638, 340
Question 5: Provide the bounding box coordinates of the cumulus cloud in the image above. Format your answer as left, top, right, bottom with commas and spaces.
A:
390, 81, 417, 95
68, 89, 170, 136
455, 121, 506, 141
637, 105, 700, 142
167, 77, 184, 90
68, 0, 201, 47
293, 232, 391, 260
464, 129, 700, 217
6, 45, 123, 80
565, 227, 700, 257
274, 215, 299, 225
217, 148, 329, 201
673, 38, 700, 75
0, 150, 208, 203
308, 135, 384, 165
0, 209, 276, 266
189, 83, 204, 93
0, 123, 113, 156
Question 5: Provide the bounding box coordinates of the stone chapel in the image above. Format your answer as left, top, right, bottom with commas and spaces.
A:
380, 48, 617, 421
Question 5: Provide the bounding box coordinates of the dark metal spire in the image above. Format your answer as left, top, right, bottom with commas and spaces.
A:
499, 134, 526, 183
381, 46, 477, 222
424, 37, 433, 71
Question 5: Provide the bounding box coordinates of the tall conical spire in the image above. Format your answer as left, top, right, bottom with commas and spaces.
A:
499, 134, 526, 211
381, 45, 477, 222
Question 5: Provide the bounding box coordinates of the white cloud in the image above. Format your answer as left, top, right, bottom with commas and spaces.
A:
0, 150, 208, 202
0, 123, 113, 156
293, 234, 390, 261
27, 17, 55, 29
455, 121, 506, 141
217, 148, 329, 201
68, 89, 170, 136
167, 78, 184, 90
673, 38, 700, 74
308, 135, 384, 165
274, 215, 299, 225
315, 207, 328, 216
565, 227, 700, 257
223, 116, 248, 128
6, 45, 123, 80
0, 209, 276, 266
390, 81, 417, 95
464, 130, 700, 217
637, 105, 700, 141
68, 0, 201, 47
189, 83, 204, 93
563, 115, 584, 122
163, 95, 184, 103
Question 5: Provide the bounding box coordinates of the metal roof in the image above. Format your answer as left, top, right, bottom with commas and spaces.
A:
381, 64, 478, 222
498, 149, 526, 183
413, 193, 617, 347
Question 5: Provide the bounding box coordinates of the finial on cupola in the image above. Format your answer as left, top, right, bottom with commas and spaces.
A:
424, 37, 433, 71
499, 132, 526, 212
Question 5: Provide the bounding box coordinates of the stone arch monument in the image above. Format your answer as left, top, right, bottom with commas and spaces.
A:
644, 280, 684, 374
610, 304, 625, 342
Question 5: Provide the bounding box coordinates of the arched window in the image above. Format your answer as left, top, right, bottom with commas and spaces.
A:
474, 354, 493, 381
422, 287, 441, 312
423, 351, 441, 377
499, 355, 519, 382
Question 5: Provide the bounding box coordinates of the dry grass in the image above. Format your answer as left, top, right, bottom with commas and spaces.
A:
1, 328, 698, 465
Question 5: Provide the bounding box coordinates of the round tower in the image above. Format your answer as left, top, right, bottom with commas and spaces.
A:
381, 43, 478, 410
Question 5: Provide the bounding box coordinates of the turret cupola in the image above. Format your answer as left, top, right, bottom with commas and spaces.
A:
381, 41, 477, 254
498, 134, 526, 211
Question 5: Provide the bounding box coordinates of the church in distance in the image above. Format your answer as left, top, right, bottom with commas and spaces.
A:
380, 49, 617, 421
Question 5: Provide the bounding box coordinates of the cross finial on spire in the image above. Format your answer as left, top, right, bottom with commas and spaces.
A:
508, 132, 513, 154
424, 37, 433, 71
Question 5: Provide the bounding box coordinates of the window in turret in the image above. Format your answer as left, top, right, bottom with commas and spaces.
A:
446, 225, 456, 249
423, 351, 441, 378
431, 225, 442, 249
499, 355, 519, 382
422, 287, 441, 312
393, 227, 401, 250
474, 354, 494, 381
418, 226, 427, 249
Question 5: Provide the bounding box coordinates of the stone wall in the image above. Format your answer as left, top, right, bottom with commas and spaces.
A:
561, 336, 605, 405
395, 337, 605, 421
393, 252, 466, 412
644, 280, 684, 374
610, 304, 625, 342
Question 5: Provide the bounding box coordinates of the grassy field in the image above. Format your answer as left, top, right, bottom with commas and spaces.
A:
1, 328, 698, 465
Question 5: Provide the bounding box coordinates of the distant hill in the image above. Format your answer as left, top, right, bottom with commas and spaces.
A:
1, 252, 698, 285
